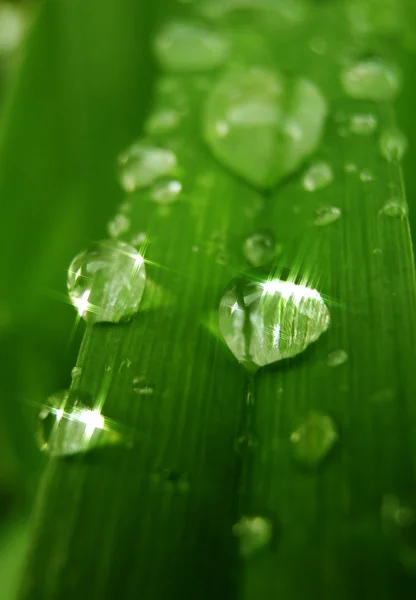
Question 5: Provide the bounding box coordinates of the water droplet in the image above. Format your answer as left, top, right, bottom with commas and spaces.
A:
108, 213, 130, 238
38, 391, 121, 456
203, 67, 328, 188
381, 494, 416, 573
71, 367, 82, 380
327, 349, 348, 367
314, 206, 341, 226
154, 20, 228, 73
360, 169, 375, 182
349, 113, 378, 135
219, 270, 330, 370
380, 128, 408, 163
118, 142, 177, 192
341, 58, 401, 102
290, 410, 338, 467
243, 230, 275, 267
379, 199, 407, 218
232, 515, 273, 558
145, 109, 181, 135
67, 240, 146, 324
132, 376, 155, 396
130, 232, 147, 248
0, 3, 26, 55
119, 201, 132, 214
373, 248, 382, 256
302, 161, 333, 192
150, 179, 182, 204
344, 163, 357, 173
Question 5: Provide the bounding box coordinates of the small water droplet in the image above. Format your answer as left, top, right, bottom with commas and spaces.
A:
243, 230, 275, 267
219, 270, 330, 370
360, 169, 375, 182
341, 58, 401, 102
71, 367, 82, 379
38, 390, 121, 456
203, 66, 328, 188
118, 142, 177, 192
132, 376, 155, 396
145, 109, 181, 135
232, 515, 273, 558
154, 20, 228, 73
380, 128, 408, 163
130, 232, 147, 248
108, 213, 130, 238
309, 37, 327, 55
290, 410, 338, 467
67, 240, 146, 324
344, 163, 357, 173
327, 349, 348, 367
373, 248, 383, 256
379, 199, 408, 218
349, 113, 378, 135
150, 178, 182, 204
314, 206, 341, 226
302, 161, 333, 191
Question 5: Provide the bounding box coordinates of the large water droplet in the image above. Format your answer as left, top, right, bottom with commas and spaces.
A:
38, 391, 121, 456
67, 240, 146, 324
145, 109, 181, 135
314, 206, 341, 226
380, 128, 408, 163
232, 515, 273, 557
154, 20, 228, 73
107, 213, 130, 238
219, 270, 330, 370
290, 410, 338, 467
150, 179, 182, 204
243, 230, 275, 267
302, 161, 333, 191
118, 142, 177, 192
349, 113, 378, 135
379, 199, 408, 218
203, 66, 328, 188
341, 58, 401, 102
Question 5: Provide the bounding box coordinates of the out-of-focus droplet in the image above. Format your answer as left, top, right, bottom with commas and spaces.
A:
380, 128, 408, 163
314, 206, 341, 226
132, 376, 155, 396
327, 349, 348, 367
108, 213, 130, 238
118, 142, 177, 192
349, 113, 378, 135
145, 109, 181, 135
379, 199, 408, 218
0, 3, 26, 54
150, 179, 182, 204
71, 367, 82, 380
67, 240, 146, 324
154, 20, 228, 72
203, 66, 327, 188
302, 161, 333, 191
219, 270, 330, 371
233, 515, 273, 557
360, 169, 375, 182
341, 58, 401, 102
290, 410, 338, 467
38, 390, 121, 457
243, 230, 275, 267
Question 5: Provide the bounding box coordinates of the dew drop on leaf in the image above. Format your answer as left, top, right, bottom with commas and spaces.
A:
359, 169, 375, 183
380, 128, 408, 163
132, 376, 155, 396
38, 390, 121, 457
379, 199, 408, 218
150, 178, 182, 204
118, 142, 177, 192
381, 494, 416, 573
340, 58, 401, 102
219, 270, 330, 370
145, 108, 181, 135
203, 66, 328, 188
327, 349, 348, 367
107, 213, 130, 238
243, 230, 275, 267
67, 240, 146, 324
71, 366, 82, 380
314, 206, 341, 226
154, 20, 228, 73
302, 161, 333, 191
290, 410, 338, 467
349, 113, 378, 135
232, 515, 273, 558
